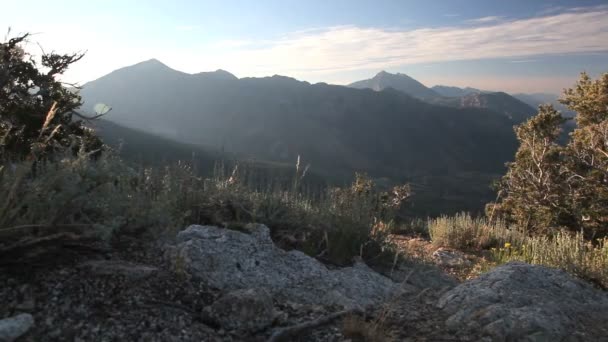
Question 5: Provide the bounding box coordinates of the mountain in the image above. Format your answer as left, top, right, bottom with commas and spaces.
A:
431, 85, 482, 97
89, 118, 328, 188
80, 60, 522, 216
350, 72, 535, 123
348, 71, 440, 100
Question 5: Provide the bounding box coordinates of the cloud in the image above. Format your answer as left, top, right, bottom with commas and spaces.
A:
11, 5, 608, 88
465, 16, 504, 24
200, 6, 608, 80
443, 13, 460, 17
508, 59, 539, 63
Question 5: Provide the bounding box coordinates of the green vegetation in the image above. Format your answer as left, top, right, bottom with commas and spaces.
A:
0, 33, 101, 160
488, 72, 608, 238
427, 72, 608, 287
0, 148, 410, 266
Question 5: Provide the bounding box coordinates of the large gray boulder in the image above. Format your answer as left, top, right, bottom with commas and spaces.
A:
167, 224, 399, 309
0, 313, 34, 342
438, 262, 608, 341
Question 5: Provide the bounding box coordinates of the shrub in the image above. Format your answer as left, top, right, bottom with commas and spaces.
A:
0, 149, 170, 244
489, 73, 608, 237
191, 169, 410, 265
0, 33, 102, 160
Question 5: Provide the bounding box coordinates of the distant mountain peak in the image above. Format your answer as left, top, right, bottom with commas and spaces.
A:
349, 70, 438, 100
143, 58, 163, 64
374, 70, 412, 79
134, 58, 171, 69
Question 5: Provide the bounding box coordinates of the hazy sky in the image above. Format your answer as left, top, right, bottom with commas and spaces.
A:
3, 0, 607, 94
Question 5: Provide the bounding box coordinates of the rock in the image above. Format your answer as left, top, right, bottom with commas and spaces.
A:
168, 224, 397, 309
0, 313, 35, 342
387, 261, 458, 292
431, 248, 471, 267
78, 260, 159, 280
203, 288, 275, 333
437, 262, 608, 341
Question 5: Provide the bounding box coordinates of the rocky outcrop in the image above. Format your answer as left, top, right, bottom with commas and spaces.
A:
438, 262, 608, 341
167, 224, 399, 310
0, 313, 34, 342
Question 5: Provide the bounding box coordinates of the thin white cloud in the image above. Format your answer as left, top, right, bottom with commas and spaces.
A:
10, 5, 608, 91
443, 13, 460, 17
465, 16, 504, 24
201, 6, 608, 80
509, 59, 539, 63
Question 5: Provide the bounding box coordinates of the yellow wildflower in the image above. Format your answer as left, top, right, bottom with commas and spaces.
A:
504, 242, 512, 248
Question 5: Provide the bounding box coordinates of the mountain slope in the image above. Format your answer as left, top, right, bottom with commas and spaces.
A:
431, 85, 482, 97
430, 92, 537, 123
89, 119, 220, 170
348, 71, 440, 100
80, 60, 521, 215
89, 119, 329, 188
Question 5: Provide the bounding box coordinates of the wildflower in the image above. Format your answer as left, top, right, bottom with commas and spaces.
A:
504, 242, 512, 248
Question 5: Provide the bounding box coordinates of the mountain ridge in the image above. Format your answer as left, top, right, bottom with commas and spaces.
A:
80, 60, 524, 215
348, 71, 440, 100
431, 85, 484, 97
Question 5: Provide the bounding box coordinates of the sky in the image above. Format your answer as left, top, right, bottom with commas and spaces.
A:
2, 0, 608, 94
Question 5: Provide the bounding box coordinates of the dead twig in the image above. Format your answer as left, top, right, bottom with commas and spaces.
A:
0, 223, 93, 239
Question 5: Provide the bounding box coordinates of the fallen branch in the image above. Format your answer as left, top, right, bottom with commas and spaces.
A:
267, 308, 364, 342
0, 230, 102, 266
0, 223, 92, 236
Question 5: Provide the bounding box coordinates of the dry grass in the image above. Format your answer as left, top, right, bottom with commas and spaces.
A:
492, 232, 608, 288
428, 213, 608, 287
0, 145, 407, 267
428, 212, 525, 250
